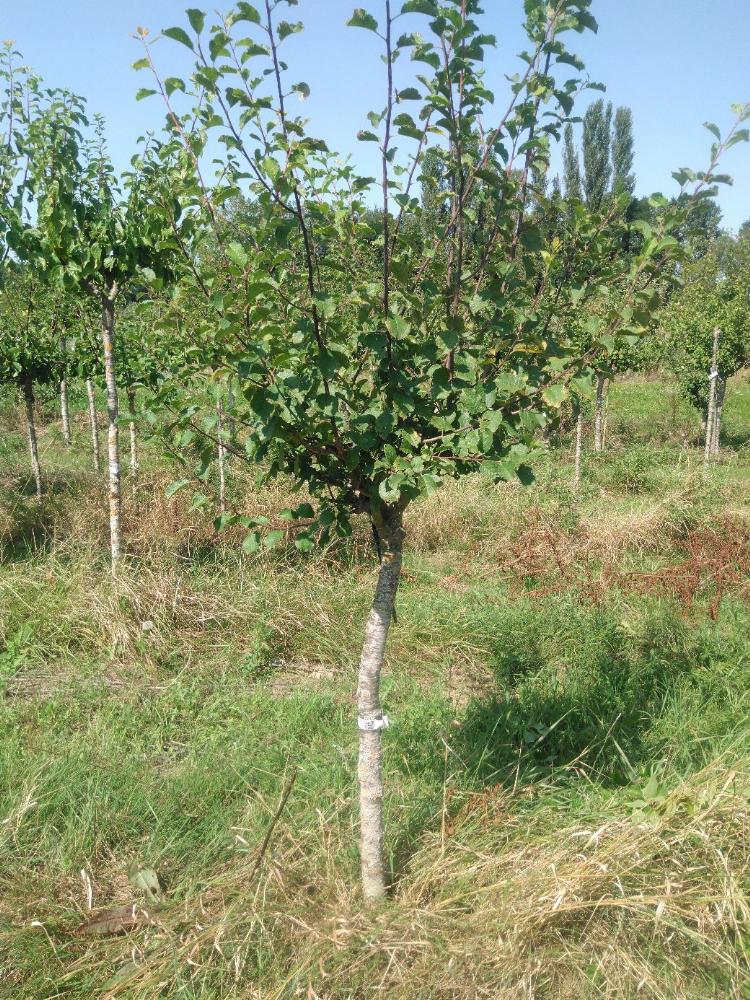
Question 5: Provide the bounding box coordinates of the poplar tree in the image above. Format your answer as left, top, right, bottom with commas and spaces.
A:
582, 98, 612, 210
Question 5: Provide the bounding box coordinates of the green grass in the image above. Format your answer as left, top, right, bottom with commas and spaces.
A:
2, 373, 750, 998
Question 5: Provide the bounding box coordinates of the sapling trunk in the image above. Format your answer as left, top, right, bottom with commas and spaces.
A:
101, 291, 122, 570
60, 379, 72, 446
86, 378, 101, 473
216, 398, 227, 515
593, 372, 607, 453
704, 326, 721, 463
127, 387, 138, 474
711, 375, 726, 457
573, 412, 583, 490
357, 506, 404, 902
22, 373, 42, 499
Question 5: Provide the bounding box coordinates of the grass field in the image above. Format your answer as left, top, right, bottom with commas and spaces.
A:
2, 373, 750, 998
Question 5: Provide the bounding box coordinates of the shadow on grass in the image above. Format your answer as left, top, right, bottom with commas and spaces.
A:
386, 594, 723, 883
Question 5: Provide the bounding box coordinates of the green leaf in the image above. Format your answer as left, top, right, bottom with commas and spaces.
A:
186, 8, 206, 34
703, 121, 721, 142
165, 479, 189, 498
263, 529, 287, 549
163, 26, 195, 49
357, 130, 379, 142
128, 868, 162, 903
401, 0, 438, 13
131, 58, 150, 71
135, 88, 157, 101
278, 20, 303, 40
397, 87, 421, 101
226, 242, 249, 268
347, 8, 379, 32
292, 81, 310, 100
235, 2, 261, 24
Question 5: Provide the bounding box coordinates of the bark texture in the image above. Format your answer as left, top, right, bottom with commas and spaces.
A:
704, 326, 721, 463
711, 376, 725, 457
101, 289, 122, 571
357, 506, 404, 902
86, 378, 101, 473
22, 374, 42, 499
127, 388, 138, 474
593, 372, 607, 453
216, 398, 227, 515
60, 379, 72, 446
573, 412, 583, 490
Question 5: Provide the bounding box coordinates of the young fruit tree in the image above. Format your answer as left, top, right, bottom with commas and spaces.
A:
663, 234, 750, 457
140, 0, 747, 900
3, 85, 176, 571
0, 269, 66, 497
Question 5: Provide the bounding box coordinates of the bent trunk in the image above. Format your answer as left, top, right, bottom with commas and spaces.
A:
86, 378, 101, 473
22, 374, 42, 499
127, 387, 138, 474
101, 290, 122, 571
593, 372, 607, 453
357, 506, 404, 902
704, 326, 721, 463
60, 379, 72, 446
216, 398, 227, 515
573, 412, 583, 490
711, 375, 726, 457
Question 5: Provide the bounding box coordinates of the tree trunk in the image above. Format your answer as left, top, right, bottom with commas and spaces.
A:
216, 398, 227, 515
60, 379, 72, 447
101, 289, 122, 571
593, 372, 607, 453
22, 374, 42, 499
704, 326, 721, 463
357, 505, 404, 903
86, 378, 101, 473
711, 375, 726, 457
127, 387, 138, 474
573, 412, 583, 490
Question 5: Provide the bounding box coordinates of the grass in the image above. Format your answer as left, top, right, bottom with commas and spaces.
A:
2, 372, 750, 997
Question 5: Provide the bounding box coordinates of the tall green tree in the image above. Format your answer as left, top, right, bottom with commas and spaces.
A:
562, 122, 582, 199
612, 106, 635, 196
582, 98, 613, 209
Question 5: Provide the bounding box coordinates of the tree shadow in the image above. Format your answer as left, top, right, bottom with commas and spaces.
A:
387, 598, 700, 882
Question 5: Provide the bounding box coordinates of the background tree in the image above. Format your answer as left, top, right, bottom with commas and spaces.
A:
582, 98, 613, 210
612, 105, 635, 197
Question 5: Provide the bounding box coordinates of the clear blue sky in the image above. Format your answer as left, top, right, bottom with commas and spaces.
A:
4, 1, 749, 229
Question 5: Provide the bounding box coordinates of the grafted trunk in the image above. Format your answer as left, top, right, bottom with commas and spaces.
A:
711, 375, 726, 457
704, 326, 721, 463
573, 412, 583, 490
593, 372, 607, 453
22, 374, 42, 499
86, 378, 101, 473
357, 505, 404, 902
216, 398, 227, 515
101, 289, 122, 571
127, 387, 138, 474
60, 379, 72, 446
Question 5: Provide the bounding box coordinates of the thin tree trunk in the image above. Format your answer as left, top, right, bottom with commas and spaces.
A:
601, 378, 610, 450
357, 506, 404, 902
101, 288, 122, 571
594, 372, 606, 453
86, 378, 101, 473
711, 375, 726, 457
60, 378, 72, 446
126, 387, 138, 474
573, 412, 583, 490
22, 373, 42, 499
216, 398, 227, 515
704, 326, 721, 463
